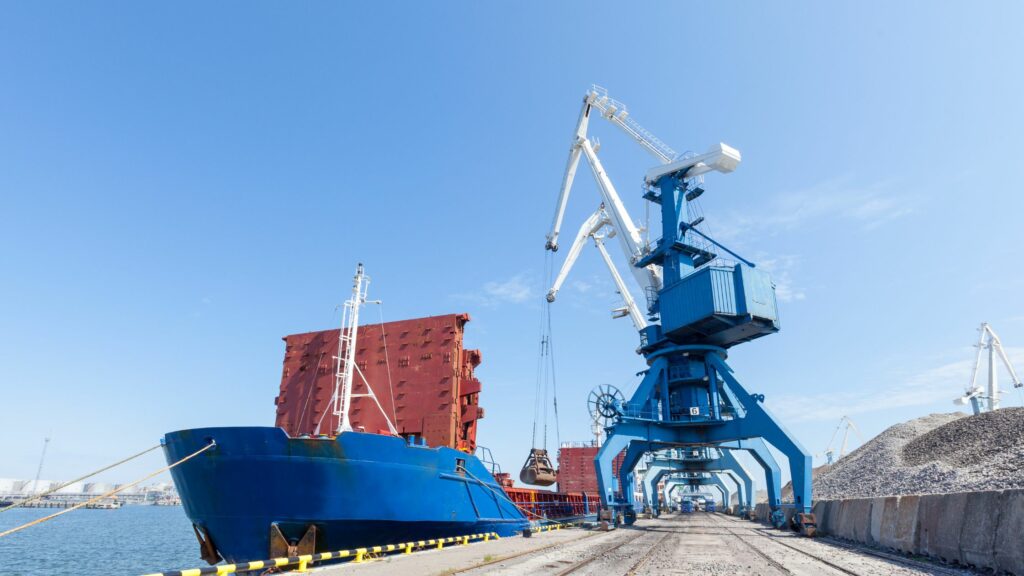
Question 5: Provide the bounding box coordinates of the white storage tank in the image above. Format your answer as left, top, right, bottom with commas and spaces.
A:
55, 482, 85, 495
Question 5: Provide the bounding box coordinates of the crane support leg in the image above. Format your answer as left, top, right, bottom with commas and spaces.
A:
718, 438, 783, 510
617, 441, 654, 512
709, 475, 732, 508
719, 449, 756, 514
706, 354, 812, 515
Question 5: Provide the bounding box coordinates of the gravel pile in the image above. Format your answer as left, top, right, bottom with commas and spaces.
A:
812, 408, 1024, 499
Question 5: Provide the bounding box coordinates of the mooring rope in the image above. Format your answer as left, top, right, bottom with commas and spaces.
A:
0, 441, 214, 539
0, 444, 162, 514
456, 464, 554, 522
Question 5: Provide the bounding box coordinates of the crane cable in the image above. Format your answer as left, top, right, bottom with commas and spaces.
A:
531, 253, 561, 451
546, 297, 562, 450
0, 442, 214, 539
0, 444, 161, 514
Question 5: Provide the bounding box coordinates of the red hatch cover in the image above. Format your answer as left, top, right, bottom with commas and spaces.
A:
274, 313, 483, 451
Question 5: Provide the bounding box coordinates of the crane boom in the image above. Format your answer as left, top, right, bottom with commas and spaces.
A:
579, 138, 661, 293
593, 235, 648, 331
546, 85, 677, 253
547, 209, 609, 303
586, 85, 676, 164
544, 85, 741, 344
546, 206, 648, 333
546, 98, 592, 252
989, 326, 1023, 388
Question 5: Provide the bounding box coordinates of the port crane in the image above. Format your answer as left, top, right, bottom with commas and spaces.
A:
955, 322, 1023, 414
545, 86, 814, 532
822, 416, 864, 464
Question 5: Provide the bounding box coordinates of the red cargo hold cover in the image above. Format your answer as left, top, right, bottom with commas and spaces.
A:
274, 313, 483, 451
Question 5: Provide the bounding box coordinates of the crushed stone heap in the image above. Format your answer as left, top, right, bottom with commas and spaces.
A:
812, 408, 1024, 500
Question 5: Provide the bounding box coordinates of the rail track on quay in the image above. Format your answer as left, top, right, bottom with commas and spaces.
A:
712, 513, 969, 576
322, 513, 981, 576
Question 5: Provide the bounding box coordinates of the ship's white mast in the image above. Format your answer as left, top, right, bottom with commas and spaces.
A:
330, 263, 397, 436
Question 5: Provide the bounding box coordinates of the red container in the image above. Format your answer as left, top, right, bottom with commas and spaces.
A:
557, 443, 626, 496
274, 313, 483, 452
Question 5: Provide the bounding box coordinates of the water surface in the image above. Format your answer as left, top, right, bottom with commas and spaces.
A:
0, 505, 199, 576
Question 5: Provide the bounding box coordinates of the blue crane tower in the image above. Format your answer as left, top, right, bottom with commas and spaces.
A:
543, 86, 814, 532
596, 150, 813, 530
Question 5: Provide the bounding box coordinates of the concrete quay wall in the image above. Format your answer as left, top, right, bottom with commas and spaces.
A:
753, 490, 1024, 574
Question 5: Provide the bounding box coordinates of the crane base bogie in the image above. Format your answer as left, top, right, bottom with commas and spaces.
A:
770, 509, 787, 529
794, 513, 818, 537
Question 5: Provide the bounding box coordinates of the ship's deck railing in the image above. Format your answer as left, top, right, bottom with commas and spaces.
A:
559, 440, 598, 449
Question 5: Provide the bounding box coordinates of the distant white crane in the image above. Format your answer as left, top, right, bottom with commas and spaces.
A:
955, 322, 1023, 414
31, 437, 50, 494
822, 416, 863, 465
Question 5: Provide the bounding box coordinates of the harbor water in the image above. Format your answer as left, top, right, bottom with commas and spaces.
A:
0, 505, 196, 576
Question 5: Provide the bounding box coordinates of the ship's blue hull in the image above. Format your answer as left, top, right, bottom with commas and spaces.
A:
162, 427, 529, 563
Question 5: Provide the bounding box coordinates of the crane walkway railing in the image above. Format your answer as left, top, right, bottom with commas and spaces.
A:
588, 84, 678, 163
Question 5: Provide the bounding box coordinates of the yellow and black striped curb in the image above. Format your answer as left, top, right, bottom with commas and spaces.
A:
141, 532, 499, 576
141, 522, 581, 576
529, 522, 577, 533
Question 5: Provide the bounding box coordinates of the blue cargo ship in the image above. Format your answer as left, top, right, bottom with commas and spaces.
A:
162, 264, 530, 564
162, 427, 529, 563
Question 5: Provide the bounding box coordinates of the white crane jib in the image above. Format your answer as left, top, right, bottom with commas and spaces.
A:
544, 85, 743, 337
546, 206, 648, 332
955, 322, 1023, 414
545, 86, 666, 295
323, 263, 398, 436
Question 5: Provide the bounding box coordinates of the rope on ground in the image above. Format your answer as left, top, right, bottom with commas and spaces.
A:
0, 444, 161, 513
0, 441, 214, 539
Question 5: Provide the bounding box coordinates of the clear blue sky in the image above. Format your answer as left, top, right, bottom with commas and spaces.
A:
2, 2, 1023, 490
